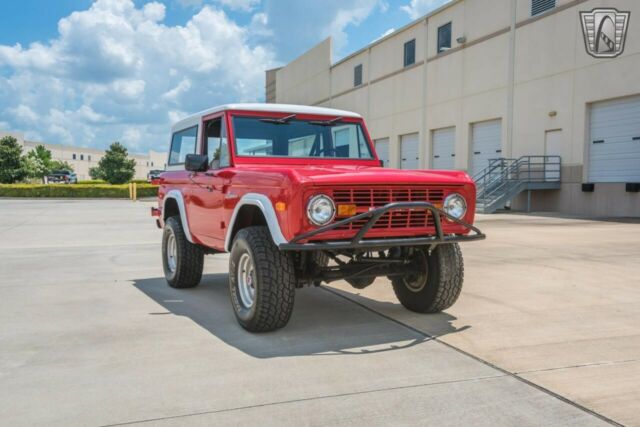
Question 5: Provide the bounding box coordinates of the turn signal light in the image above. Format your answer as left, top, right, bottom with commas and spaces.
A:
275, 202, 287, 212
337, 204, 357, 216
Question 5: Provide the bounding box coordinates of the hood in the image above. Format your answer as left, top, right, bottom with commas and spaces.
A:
235, 164, 473, 186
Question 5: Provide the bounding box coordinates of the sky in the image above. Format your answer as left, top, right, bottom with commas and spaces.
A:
0, 0, 448, 154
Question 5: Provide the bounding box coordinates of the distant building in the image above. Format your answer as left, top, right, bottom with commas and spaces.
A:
0, 131, 166, 181
267, 0, 640, 217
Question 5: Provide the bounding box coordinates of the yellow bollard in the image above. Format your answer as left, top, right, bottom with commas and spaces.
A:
133, 182, 137, 201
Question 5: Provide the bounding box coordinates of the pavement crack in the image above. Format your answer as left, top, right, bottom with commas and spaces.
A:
514, 358, 640, 375
101, 374, 506, 426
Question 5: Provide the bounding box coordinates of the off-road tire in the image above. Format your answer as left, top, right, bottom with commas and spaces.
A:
229, 226, 296, 332
162, 216, 204, 289
391, 244, 464, 313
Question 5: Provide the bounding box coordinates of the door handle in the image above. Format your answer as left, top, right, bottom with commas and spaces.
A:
474, 151, 481, 154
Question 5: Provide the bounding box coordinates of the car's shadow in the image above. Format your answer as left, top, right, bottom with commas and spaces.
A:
133, 273, 467, 359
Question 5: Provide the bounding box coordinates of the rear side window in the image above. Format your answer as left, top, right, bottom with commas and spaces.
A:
169, 126, 198, 165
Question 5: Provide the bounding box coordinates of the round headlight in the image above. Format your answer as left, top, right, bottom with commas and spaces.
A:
307, 194, 335, 226
443, 193, 467, 219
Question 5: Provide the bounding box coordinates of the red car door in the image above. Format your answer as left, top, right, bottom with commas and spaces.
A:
187, 114, 231, 248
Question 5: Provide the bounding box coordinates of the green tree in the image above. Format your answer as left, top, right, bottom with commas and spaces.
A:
95, 142, 136, 184
0, 136, 27, 183
22, 154, 49, 181
50, 159, 74, 171
89, 166, 104, 180
24, 144, 53, 181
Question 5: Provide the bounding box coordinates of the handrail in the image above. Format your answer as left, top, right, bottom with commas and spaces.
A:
475, 155, 561, 209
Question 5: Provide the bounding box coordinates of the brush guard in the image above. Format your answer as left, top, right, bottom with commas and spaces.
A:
279, 201, 485, 251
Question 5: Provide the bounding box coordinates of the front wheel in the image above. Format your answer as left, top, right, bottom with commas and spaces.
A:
391, 244, 464, 313
229, 226, 296, 332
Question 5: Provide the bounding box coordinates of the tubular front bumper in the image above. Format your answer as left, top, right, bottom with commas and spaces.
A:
279, 201, 485, 251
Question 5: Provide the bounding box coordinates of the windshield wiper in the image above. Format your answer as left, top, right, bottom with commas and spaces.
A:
259, 114, 296, 124
309, 116, 343, 126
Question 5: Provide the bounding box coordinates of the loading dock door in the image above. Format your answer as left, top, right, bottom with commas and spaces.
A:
400, 133, 419, 169
374, 138, 390, 167
588, 96, 640, 182
471, 119, 502, 177
432, 127, 455, 169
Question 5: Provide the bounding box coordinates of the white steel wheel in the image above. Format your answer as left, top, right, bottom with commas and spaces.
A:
166, 230, 178, 273
237, 253, 256, 308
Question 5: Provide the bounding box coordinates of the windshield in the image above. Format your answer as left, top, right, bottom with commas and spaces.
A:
232, 116, 374, 160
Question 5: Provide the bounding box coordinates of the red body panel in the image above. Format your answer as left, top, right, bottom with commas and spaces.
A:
157, 109, 477, 251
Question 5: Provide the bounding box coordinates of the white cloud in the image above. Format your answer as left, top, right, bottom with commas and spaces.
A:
373, 28, 395, 43
0, 0, 275, 152
8, 105, 39, 123
162, 78, 192, 102
323, 1, 380, 55
401, 0, 450, 19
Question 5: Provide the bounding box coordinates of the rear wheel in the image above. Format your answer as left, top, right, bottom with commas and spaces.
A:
229, 226, 296, 332
162, 216, 204, 288
391, 244, 464, 313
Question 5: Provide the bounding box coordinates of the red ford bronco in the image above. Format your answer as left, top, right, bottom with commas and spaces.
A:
153, 104, 484, 332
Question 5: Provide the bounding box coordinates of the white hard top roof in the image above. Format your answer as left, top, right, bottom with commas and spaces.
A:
171, 103, 361, 131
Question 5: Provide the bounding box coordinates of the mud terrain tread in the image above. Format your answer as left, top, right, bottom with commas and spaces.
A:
233, 226, 296, 331
429, 243, 464, 311
391, 243, 464, 313
164, 216, 204, 289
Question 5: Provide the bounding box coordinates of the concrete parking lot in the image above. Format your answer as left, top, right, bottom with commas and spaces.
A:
1, 199, 638, 426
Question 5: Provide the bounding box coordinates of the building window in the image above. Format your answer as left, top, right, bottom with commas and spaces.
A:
80, 154, 84, 161
531, 0, 555, 16
151, 162, 154, 167
146, 161, 149, 167
403, 39, 416, 67
72, 153, 76, 160
88, 155, 91, 161
437, 22, 452, 53
354, 64, 363, 87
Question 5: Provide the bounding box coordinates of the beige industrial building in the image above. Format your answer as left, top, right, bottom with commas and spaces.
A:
266, 0, 640, 217
2, 131, 166, 181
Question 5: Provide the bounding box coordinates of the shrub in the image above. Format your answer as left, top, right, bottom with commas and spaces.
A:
0, 183, 158, 198
75, 180, 107, 185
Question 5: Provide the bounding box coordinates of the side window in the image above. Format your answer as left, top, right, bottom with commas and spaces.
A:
205, 117, 230, 167
169, 126, 198, 165
437, 22, 452, 53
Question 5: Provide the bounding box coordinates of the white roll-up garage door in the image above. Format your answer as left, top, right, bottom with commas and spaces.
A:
374, 138, 390, 167
432, 127, 455, 170
400, 133, 419, 170
588, 96, 640, 182
471, 119, 502, 177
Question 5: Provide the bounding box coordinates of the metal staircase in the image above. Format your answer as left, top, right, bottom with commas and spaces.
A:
474, 156, 561, 214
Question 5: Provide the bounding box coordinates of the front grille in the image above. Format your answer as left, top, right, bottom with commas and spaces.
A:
330, 187, 445, 231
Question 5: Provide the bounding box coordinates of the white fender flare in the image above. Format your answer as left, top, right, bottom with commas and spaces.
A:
163, 190, 194, 243
225, 193, 288, 252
